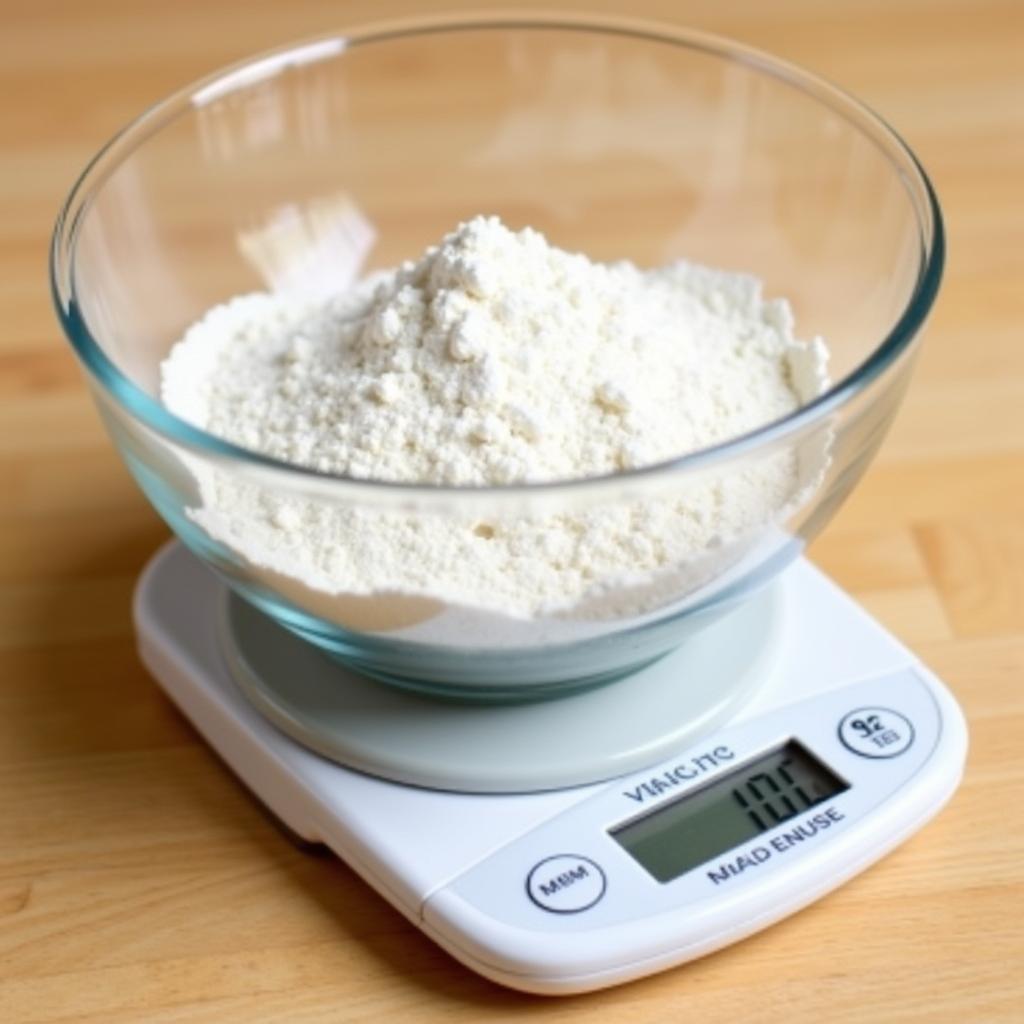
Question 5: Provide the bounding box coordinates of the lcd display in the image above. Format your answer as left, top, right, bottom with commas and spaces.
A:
611, 741, 849, 883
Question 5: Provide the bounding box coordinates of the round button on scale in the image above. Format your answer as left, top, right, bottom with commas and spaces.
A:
838, 707, 915, 759
526, 854, 607, 914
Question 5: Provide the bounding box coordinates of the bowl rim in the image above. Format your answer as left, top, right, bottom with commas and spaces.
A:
50, 10, 945, 498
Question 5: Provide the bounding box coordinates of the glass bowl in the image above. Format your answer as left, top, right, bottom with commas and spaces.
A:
51, 13, 943, 700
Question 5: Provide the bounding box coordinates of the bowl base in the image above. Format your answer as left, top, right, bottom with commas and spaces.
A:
219, 580, 785, 793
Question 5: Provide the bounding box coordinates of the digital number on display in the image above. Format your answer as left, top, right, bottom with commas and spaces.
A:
611, 741, 849, 883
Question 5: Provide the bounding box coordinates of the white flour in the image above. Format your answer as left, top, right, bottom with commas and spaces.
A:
161, 216, 828, 635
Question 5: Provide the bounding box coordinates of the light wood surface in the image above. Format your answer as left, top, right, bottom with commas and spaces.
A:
2, 1, 1022, 1020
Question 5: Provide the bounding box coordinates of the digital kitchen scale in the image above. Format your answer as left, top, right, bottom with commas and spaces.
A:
135, 541, 967, 995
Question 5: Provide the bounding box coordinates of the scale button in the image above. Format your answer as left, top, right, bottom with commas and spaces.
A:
526, 855, 607, 914
839, 707, 915, 758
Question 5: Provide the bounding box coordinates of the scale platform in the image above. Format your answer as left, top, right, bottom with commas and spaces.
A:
135, 542, 967, 995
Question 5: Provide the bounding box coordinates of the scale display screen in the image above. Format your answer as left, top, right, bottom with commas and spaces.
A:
611, 741, 849, 883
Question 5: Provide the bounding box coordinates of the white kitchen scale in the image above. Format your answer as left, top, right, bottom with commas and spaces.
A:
135, 541, 967, 995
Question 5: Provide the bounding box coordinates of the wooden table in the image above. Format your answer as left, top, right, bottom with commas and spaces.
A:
3, 1, 1022, 1020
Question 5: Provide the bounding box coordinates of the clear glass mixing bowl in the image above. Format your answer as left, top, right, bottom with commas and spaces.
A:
51, 14, 943, 700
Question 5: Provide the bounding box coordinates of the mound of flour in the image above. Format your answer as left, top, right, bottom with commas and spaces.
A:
161, 216, 828, 626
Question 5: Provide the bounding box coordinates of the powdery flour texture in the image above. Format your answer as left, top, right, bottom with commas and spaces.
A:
161, 216, 828, 641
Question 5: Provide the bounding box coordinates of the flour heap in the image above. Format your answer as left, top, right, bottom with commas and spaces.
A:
161, 216, 828, 628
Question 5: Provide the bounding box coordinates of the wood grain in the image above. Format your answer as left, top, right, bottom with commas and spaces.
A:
2, 1, 1023, 1020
